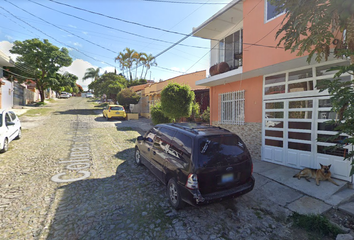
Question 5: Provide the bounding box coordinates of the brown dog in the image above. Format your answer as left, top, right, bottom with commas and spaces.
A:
293, 164, 339, 186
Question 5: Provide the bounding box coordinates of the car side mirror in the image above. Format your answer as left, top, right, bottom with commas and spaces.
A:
7, 122, 15, 126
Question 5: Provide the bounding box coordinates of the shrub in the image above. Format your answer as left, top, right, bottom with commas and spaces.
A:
151, 102, 172, 125
201, 106, 210, 123
291, 213, 345, 238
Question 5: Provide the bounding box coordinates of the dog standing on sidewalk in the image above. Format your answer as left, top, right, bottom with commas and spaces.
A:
293, 163, 339, 186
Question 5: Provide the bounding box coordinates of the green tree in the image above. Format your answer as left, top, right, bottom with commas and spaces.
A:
50, 71, 78, 95
83, 67, 100, 82
160, 83, 195, 122
270, 0, 354, 176
117, 88, 140, 111
10, 38, 72, 102
88, 72, 126, 101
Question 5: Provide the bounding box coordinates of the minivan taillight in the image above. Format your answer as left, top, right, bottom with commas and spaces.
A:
185, 174, 199, 190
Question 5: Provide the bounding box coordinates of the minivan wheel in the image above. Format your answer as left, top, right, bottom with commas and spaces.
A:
167, 178, 185, 209
135, 148, 142, 166
1, 138, 9, 153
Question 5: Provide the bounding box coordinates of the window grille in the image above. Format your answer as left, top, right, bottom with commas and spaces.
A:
219, 90, 245, 125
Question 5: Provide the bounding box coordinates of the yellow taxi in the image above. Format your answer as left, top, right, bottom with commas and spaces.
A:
103, 105, 127, 120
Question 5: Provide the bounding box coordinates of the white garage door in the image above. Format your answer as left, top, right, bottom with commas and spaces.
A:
262, 61, 352, 182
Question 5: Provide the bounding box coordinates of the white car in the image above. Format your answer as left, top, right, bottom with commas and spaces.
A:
59, 92, 70, 99
0, 110, 21, 153
86, 93, 94, 98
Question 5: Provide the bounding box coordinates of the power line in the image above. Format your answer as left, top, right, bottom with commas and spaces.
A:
7, 1, 118, 55
0, 66, 35, 80
48, 0, 191, 37
142, 0, 229, 4
0, 4, 116, 68
28, 0, 210, 50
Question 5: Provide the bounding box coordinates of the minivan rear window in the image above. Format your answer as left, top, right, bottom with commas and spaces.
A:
198, 135, 245, 167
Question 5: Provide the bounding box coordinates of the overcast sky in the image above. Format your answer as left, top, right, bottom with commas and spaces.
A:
0, 0, 228, 90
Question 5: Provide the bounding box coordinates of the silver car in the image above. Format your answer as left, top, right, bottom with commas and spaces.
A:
0, 110, 21, 153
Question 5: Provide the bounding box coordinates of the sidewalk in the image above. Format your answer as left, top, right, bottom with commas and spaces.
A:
253, 159, 354, 216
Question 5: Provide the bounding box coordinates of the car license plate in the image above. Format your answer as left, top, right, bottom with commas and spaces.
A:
222, 173, 234, 183
116, 112, 121, 114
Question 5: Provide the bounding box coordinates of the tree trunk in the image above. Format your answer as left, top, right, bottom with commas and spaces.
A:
39, 87, 45, 102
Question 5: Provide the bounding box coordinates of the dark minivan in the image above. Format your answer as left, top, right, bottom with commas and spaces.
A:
134, 123, 255, 209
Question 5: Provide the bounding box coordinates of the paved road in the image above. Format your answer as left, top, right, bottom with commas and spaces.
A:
0, 97, 330, 239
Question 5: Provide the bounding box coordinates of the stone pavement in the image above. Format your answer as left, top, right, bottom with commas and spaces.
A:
10, 104, 354, 239
115, 117, 354, 217
13, 105, 354, 217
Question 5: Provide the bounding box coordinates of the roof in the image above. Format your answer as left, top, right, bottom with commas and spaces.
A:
192, 0, 243, 40
129, 83, 150, 92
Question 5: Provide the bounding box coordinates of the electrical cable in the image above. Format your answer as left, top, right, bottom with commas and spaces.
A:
7, 1, 117, 54
28, 0, 210, 50
142, 0, 229, 4
48, 0, 191, 37
0, 6, 116, 68
0, 66, 35, 80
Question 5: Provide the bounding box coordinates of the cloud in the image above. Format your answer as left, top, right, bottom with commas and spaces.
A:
5, 35, 14, 41
60, 59, 98, 91
0, 41, 19, 60
73, 42, 82, 47
171, 67, 186, 73
100, 66, 115, 75
68, 24, 77, 28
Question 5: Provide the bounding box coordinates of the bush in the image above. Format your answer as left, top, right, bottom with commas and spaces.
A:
201, 106, 210, 123
151, 102, 172, 125
291, 213, 345, 238
117, 88, 140, 112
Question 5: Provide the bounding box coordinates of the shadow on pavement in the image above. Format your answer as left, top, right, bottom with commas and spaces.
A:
45, 151, 170, 239
54, 109, 97, 115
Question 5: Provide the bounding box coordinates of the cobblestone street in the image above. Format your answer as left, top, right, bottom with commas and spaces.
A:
0, 97, 328, 239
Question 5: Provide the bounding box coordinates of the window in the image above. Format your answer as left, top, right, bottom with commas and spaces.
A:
171, 132, 192, 163
265, 0, 285, 22
219, 29, 243, 69
219, 90, 245, 125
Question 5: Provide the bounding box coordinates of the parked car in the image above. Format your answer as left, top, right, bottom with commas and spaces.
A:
102, 105, 126, 120
0, 110, 21, 153
86, 93, 94, 98
59, 92, 70, 99
134, 123, 255, 209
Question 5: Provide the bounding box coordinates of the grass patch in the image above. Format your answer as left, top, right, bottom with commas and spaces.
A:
34, 101, 46, 107
24, 108, 53, 117
291, 212, 345, 238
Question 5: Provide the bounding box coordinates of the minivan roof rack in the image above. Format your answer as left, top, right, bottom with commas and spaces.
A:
170, 123, 230, 134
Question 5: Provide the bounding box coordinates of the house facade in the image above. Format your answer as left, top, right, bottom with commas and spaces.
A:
0, 50, 15, 109
193, 0, 352, 182
131, 70, 209, 118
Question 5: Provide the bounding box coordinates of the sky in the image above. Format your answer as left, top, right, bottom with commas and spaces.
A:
0, 0, 229, 90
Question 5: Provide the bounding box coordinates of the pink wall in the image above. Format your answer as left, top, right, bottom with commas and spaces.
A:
210, 76, 263, 123
242, 0, 304, 72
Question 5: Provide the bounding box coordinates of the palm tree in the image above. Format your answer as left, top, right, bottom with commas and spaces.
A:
83, 67, 100, 82
144, 54, 157, 79
115, 52, 128, 77
123, 47, 136, 82
139, 53, 148, 79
